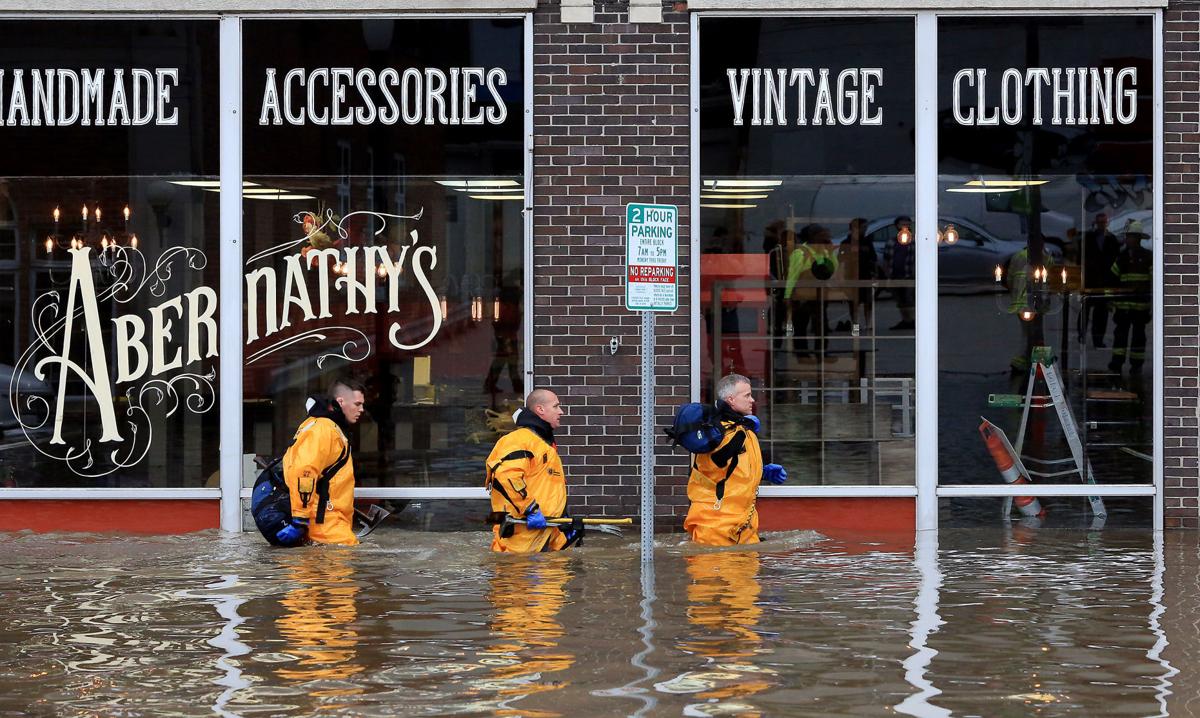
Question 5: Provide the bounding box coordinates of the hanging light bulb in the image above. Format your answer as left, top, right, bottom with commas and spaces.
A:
943, 224, 958, 244
493, 297, 501, 322
130, 234, 139, 249
994, 264, 1004, 283
94, 206, 102, 223
100, 235, 109, 250
44, 237, 53, 254
1061, 267, 1067, 285
897, 225, 912, 245
52, 207, 60, 224
123, 205, 131, 222
440, 295, 448, 321
376, 264, 387, 279
1020, 309, 1036, 322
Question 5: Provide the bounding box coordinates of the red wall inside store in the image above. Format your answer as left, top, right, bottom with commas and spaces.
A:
758, 497, 915, 552
0, 500, 219, 533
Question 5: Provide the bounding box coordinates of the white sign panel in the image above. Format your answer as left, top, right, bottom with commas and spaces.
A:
625, 203, 677, 312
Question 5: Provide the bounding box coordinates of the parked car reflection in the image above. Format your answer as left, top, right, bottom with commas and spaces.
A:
847, 215, 1064, 287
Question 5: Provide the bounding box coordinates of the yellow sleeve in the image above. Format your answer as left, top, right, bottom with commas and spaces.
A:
284, 420, 334, 521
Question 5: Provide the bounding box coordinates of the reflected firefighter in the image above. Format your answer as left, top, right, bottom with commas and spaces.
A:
1107, 219, 1151, 377
480, 556, 575, 711
274, 549, 364, 685
656, 551, 773, 713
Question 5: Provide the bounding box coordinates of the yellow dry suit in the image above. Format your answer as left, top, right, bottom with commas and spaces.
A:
485, 410, 569, 553
485, 556, 575, 704
283, 401, 358, 546
684, 413, 764, 546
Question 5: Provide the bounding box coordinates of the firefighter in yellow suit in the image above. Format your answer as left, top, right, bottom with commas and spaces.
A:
485, 388, 578, 553
278, 379, 366, 547
684, 374, 788, 546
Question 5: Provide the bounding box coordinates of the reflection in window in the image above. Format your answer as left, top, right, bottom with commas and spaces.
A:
0, 20, 220, 489
937, 17, 1154, 528
699, 17, 916, 486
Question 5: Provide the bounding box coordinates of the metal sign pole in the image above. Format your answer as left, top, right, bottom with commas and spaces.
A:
640, 309, 656, 563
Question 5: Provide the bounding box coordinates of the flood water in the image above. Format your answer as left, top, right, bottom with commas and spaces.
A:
1, 527, 1195, 717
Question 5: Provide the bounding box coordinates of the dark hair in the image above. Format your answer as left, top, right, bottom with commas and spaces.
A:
331, 377, 366, 395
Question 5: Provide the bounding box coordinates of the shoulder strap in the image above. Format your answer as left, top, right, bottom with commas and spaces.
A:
708, 428, 747, 508
314, 442, 351, 525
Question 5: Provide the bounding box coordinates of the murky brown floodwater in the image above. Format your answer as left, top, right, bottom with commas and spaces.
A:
0, 527, 1194, 717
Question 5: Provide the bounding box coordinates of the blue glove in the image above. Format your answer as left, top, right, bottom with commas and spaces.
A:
525, 509, 549, 530
275, 517, 308, 546
743, 415, 761, 434
763, 464, 787, 485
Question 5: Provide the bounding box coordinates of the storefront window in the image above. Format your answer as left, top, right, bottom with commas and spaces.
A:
699, 17, 916, 486
0, 21, 220, 489
240, 18, 525, 488
937, 17, 1155, 524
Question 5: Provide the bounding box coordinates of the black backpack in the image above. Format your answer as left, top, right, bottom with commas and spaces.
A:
663, 402, 726, 454
250, 457, 292, 546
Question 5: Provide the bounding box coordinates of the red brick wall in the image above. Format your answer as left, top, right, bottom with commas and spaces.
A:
1164, 2, 1200, 528
532, 0, 693, 527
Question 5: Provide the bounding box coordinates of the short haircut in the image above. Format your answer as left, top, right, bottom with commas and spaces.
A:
715, 373, 750, 403
525, 387, 557, 410
331, 377, 365, 398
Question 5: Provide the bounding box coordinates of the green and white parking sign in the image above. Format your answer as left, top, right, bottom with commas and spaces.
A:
625, 203, 678, 312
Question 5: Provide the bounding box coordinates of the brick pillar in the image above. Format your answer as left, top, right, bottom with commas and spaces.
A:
533, 0, 692, 527
1163, 2, 1200, 528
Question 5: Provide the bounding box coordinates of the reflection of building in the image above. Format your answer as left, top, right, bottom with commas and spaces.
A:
0, 7, 1195, 538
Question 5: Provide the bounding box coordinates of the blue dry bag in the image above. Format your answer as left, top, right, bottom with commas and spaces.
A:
251, 458, 292, 546
664, 402, 725, 454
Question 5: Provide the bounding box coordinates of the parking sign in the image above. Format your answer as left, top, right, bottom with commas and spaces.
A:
625, 203, 678, 312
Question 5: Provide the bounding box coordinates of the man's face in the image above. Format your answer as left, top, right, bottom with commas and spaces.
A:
535, 394, 564, 429
725, 381, 755, 416
338, 390, 366, 424
1096, 215, 1108, 230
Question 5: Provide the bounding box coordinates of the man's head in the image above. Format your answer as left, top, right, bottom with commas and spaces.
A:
1121, 219, 1148, 247
716, 373, 754, 416
331, 378, 366, 424
1094, 213, 1108, 229
526, 388, 563, 429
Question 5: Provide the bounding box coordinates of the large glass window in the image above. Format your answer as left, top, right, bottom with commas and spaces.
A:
937, 17, 1155, 525
0, 21, 220, 488
239, 18, 525, 489
699, 17, 916, 486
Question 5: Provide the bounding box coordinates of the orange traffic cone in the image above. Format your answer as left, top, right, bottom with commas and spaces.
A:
979, 419, 1045, 518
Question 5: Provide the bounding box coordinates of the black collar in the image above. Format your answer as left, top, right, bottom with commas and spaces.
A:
307, 394, 351, 432
716, 402, 751, 428
516, 408, 556, 447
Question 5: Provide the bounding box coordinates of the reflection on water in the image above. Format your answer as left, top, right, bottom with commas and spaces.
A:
0, 529, 1192, 716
